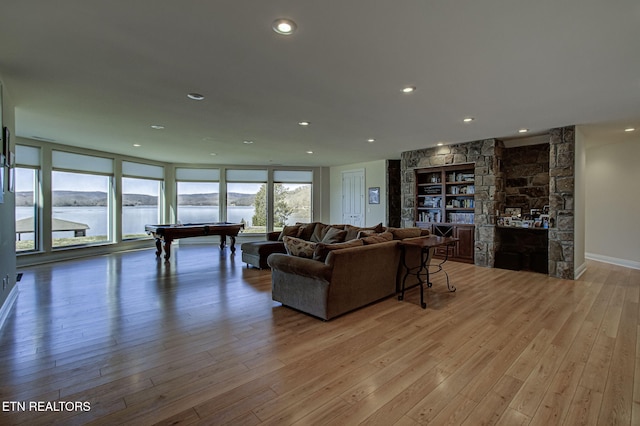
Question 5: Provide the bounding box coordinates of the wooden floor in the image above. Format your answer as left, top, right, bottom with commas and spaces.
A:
0, 246, 639, 425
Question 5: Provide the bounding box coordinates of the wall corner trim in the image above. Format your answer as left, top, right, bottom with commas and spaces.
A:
0, 285, 19, 332
574, 262, 588, 280
585, 253, 640, 271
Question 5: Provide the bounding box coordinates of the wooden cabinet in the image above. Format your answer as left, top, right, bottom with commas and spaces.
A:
429, 223, 475, 263
415, 164, 475, 263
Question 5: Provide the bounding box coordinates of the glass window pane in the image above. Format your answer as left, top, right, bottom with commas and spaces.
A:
176, 181, 219, 223
227, 182, 265, 234
15, 168, 38, 252
273, 183, 312, 231
51, 171, 111, 247
122, 177, 161, 239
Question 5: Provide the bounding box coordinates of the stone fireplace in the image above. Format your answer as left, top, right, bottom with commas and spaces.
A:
400, 126, 576, 279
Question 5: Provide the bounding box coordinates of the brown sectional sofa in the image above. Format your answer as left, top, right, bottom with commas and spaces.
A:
248, 221, 430, 320
241, 222, 386, 269
268, 240, 401, 320
241, 231, 284, 269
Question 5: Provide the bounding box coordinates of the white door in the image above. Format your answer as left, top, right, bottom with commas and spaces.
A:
341, 169, 365, 226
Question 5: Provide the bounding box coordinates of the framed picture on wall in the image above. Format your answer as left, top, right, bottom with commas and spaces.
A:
2, 126, 9, 167
0, 165, 4, 204
368, 187, 380, 204
9, 165, 15, 193
505, 207, 521, 217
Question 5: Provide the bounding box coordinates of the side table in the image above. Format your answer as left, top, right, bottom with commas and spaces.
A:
398, 236, 459, 308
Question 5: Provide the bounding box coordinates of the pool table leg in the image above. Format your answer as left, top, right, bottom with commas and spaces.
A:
154, 238, 162, 258
230, 236, 237, 253
163, 240, 172, 262
220, 235, 227, 250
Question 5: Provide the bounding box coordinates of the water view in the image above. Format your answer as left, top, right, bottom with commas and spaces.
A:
16, 205, 309, 240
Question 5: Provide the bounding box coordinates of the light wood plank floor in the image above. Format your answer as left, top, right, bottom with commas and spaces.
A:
0, 245, 638, 425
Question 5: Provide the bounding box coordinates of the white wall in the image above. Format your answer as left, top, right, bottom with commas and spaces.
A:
0, 77, 18, 328
329, 160, 388, 226
585, 135, 640, 269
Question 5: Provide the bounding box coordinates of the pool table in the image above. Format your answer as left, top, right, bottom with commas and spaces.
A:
145, 222, 245, 261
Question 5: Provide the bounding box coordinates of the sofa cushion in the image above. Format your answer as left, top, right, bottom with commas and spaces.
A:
343, 223, 384, 241
283, 236, 317, 259
313, 239, 364, 262
361, 231, 394, 245
321, 227, 347, 244
278, 225, 302, 241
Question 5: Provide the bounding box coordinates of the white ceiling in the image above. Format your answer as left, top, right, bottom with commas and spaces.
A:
1, 1, 639, 167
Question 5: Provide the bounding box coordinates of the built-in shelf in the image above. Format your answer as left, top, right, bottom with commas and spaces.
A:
415, 163, 475, 263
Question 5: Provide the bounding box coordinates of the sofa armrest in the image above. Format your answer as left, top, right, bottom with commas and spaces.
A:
267, 253, 332, 281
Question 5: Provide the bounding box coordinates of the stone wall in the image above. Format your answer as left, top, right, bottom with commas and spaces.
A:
548, 126, 576, 279
503, 144, 550, 213
386, 159, 402, 228
400, 127, 576, 278
401, 139, 505, 267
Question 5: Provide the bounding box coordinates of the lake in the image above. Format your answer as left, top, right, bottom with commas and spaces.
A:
15, 206, 309, 240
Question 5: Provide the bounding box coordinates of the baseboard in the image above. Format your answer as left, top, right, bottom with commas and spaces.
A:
585, 253, 640, 271
574, 262, 587, 280
0, 285, 19, 332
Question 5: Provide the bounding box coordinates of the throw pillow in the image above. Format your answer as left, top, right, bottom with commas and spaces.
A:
313, 239, 364, 262
321, 227, 347, 244
310, 223, 331, 242
387, 227, 423, 240
296, 222, 320, 241
343, 223, 384, 241
277, 225, 301, 241
283, 236, 317, 259
361, 231, 394, 245
356, 229, 377, 238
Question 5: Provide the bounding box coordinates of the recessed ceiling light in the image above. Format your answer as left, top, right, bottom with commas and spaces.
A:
298, 121, 310, 126
272, 19, 297, 35
463, 117, 474, 123
243, 140, 254, 144
624, 127, 635, 132
402, 86, 416, 93
518, 128, 529, 133
367, 138, 375, 143
150, 125, 165, 130
306, 151, 313, 154
210, 153, 217, 156
187, 93, 205, 101
437, 142, 444, 146
133, 144, 141, 147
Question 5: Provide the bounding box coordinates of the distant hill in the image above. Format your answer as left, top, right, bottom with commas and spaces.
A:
15, 191, 255, 207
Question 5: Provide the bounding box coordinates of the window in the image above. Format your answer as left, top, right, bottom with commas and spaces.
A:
226, 169, 267, 234
273, 170, 313, 231
15, 167, 38, 252
15, 145, 41, 252
176, 168, 219, 224
122, 161, 164, 239
51, 151, 113, 247
122, 178, 161, 239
